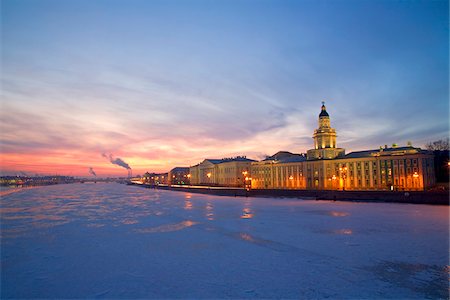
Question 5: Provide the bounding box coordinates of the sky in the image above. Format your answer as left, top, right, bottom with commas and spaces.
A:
1, 0, 448, 177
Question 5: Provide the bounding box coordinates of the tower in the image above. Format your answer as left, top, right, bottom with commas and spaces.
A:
313, 102, 336, 149
307, 102, 345, 160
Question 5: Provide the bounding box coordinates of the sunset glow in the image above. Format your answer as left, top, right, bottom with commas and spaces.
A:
1, 0, 448, 177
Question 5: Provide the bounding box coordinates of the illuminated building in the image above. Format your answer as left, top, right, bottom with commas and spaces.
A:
141, 172, 168, 185
251, 103, 435, 191
168, 167, 190, 185
306, 102, 345, 160
189, 157, 255, 187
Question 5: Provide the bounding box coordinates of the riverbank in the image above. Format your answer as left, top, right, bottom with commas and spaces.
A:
130, 183, 449, 205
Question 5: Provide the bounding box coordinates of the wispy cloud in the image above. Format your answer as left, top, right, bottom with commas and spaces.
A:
1, 0, 447, 176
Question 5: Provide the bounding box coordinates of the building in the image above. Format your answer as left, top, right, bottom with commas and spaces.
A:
251, 151, 307, 189
250, 103, 435, 191
189, 156, 256, 187
168, 167, 190, 185
142, 172, 168, 185
306, 102, 345, 160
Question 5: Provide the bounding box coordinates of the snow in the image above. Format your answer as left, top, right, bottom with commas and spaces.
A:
1, 183, 448, 299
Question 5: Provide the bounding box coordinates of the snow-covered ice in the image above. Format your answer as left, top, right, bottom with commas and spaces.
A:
1, 183, 448, 299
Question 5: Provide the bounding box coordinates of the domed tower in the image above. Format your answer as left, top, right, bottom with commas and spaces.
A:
314, 102, 336, 149
307, 102, 345, 160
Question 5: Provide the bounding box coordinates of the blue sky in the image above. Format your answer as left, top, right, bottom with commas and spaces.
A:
1, 0, 448, 175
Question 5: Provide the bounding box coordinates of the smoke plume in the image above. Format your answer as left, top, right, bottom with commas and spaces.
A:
102, 153, 131, 170
89, 167, 97, 177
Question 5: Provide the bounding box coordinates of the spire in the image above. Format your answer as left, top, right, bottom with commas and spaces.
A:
319, 101, 329, 117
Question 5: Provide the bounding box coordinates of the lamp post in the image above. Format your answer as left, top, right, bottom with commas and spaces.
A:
186, 173, 191, 185
242, 170, 248, 188
413, 171, 419, 190
206, 172, 212, 186
339, 166, 347, 190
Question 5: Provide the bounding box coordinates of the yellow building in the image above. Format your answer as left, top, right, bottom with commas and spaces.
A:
189, 157, 255, 187
251, 103, 435, 191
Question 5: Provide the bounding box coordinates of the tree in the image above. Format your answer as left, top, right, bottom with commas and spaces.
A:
425, 138, 449, 151
425, 138, 449, 183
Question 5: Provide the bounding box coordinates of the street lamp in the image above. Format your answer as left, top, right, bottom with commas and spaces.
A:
242, 171, 249, 188
339, 166, 347, 190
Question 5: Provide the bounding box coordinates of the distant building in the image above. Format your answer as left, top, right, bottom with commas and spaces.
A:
168, 167, 190, 185
142, 172, 168, 185
189, 157, 256, 187
250, 103, 435, 191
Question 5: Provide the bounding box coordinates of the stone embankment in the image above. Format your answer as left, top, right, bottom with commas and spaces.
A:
130, 183, 449, 205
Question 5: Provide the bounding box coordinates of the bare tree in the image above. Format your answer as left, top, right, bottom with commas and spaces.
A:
425, 138, 449, 151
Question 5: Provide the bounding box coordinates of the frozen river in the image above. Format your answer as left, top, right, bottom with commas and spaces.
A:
1, 183, 448, 299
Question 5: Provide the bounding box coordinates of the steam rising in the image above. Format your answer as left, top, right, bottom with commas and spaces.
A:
102, 153, 131, 170
89, 167, 97, 177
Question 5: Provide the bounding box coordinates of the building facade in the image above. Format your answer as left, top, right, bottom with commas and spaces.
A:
168, 167, 190, 185
189, 157, 255, 187
142, 172, 168, 185
251, 103, 435, 191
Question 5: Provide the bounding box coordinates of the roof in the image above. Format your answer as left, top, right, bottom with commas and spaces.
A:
319, 103, 329, 117
344, 146, 428, 159
169, 167, 190, 173
205, 159, 225, 164
204, 157, 256, 164
264, 151, 306, 163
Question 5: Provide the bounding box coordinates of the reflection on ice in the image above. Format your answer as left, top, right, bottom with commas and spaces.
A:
184, 200, 193, 210
306, 210, 350, 217
135, 220, 199, 233
239, 233, 255, 242
241, 207, 253, 219
205, 202, 214, 220
1, 183, 448, 299
0, 183, 175, 236
316, 228, 354, 235
329, 211, 350, 217
335, 229, 353, 235
121, 219, 139, 225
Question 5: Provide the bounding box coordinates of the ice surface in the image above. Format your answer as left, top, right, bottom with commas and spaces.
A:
1, 183, 448, 299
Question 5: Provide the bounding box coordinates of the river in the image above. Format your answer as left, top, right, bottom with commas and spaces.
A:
1, 182, 448, 298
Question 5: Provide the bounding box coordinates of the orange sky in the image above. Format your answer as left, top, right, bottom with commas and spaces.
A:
2, 0, 447, 177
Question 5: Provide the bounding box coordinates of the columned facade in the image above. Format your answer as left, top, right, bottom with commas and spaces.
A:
250, 103, 435, 191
